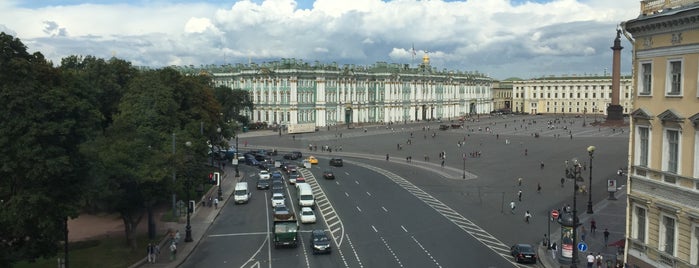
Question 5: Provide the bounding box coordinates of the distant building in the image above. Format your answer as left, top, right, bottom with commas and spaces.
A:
491, 81, 513, 112
511, 75, 633, 116
181, 57, 493, 131
623, 1, 699, 267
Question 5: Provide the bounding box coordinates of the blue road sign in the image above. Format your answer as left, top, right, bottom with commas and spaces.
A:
577, 242, 588, 252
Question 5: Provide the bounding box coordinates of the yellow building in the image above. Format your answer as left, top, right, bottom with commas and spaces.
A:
622, 1, 699, 267
511, 75, 633, 116
491, 80, 513, 112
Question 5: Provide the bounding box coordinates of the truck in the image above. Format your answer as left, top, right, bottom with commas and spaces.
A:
273, 214, 299, 248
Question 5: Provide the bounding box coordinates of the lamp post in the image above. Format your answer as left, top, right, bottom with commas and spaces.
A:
216, 128, 222, 201
586, 146, 595, 214
462, 154, 466, 179
562, 159, 582, 267
184, 141, 193, 243
235, 135, 240, 178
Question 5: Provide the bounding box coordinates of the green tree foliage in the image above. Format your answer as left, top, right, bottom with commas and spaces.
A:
0, 32, 101, 266
213, 85, 253, 127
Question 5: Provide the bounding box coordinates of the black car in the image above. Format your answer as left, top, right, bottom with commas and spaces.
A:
256, 179, 270, 190
310, 229, 332, 254
510, 244, 537, 263
329, 158, 343, 167
323, 170, 335, 179
283, 151, 303, 160
271, 181, 284, 195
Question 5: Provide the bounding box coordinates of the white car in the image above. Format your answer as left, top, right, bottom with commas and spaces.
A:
300, 207, 316, 223
259, 170, 270, 180
271, 193, 285, 207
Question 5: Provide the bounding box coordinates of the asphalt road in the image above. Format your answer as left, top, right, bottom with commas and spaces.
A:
183, 114, 629, 267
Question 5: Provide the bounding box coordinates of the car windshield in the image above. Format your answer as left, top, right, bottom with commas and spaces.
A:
273, 195, 284, 200
302, 210, 313, 215
313, 235, 329, 242
234, 190, 246, 195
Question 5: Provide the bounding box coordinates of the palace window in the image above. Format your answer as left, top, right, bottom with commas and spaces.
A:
640, 62, 652, 95
659, 214, 677, 256
692, 224, 699, 265
637, 126, 650, 167
666, 59, 682, 96
632, 206, 647, 243
664, 129, 680, 174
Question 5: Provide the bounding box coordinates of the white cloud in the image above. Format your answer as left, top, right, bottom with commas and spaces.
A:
0, 0, 639, 79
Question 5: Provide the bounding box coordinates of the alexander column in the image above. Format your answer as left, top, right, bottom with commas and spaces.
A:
607, 29, 624, 121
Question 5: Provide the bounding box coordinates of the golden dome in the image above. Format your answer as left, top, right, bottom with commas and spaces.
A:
422, 53, 430, 65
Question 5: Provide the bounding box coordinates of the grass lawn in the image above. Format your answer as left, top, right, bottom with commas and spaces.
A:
15, 233, 165, 268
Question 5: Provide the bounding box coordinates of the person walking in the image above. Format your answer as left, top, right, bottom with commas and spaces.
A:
590, 219, 597, 235
174, 230, 181, 244
440, 160, 445, 167
510, 201, 516, 214
147, 243, 155, 263
561, 177, 565, 188
518, 177, 523, 186
518, 190, 522, 201
603, 228, 610, 245
214, 197, 219, 209
595, 252, 604, 268
386, 154, 389, 161
581, 226, 587, 241
586, 252, 595, 268
537, 183, 542, 194
550, 242, 557, 259
169, 242, 177, 261
524, 210, 531, 223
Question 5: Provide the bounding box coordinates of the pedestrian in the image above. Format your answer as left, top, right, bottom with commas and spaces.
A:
440, 160, 445, 167
550, 242, 557, 259
214, 197, 219, 209
603, 228, 610, 245
208, 196, 212, 207
169, 242, 177, 261
590, 219, 597, 235
174, 230, 181, 244
524, 210, 531, 223
386, 154, 389, 161
154, 244, 160, 262
595, 252, 603, 268
543, 234, 549, 248
518, 177, 523, 186
586, 252, 595, 268
518, 190, 522, 201
147, 243, 155, 263
524, 148, 528, 156
581, 226, 587, 241
510, 201, 516, 214
561, 177, 565, 188
540, 161, 544, 169
537, 183, 542, 193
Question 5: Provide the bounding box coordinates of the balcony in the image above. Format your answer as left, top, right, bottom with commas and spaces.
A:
641, 0, 699, 16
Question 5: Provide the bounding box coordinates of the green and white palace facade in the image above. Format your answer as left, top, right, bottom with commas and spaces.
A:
183, 57, 493, 132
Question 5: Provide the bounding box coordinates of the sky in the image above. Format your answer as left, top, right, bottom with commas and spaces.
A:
0, 0, 638, 80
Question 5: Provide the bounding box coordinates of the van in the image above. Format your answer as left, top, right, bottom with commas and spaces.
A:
297, 183, 314, 209
233, 182, 251, 204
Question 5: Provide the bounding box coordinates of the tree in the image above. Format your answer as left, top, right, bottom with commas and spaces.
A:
213, 85, 253, 127
0, 32, 100, 266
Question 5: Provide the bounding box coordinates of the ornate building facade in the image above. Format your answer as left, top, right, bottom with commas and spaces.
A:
181, 57, 492, 131
511, 75, 633, 116
491, 81, 513, 111
623, 1, 699, 267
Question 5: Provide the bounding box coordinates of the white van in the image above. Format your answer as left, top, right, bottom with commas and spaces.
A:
297, 183, 314, 209
233, 182, 251, 204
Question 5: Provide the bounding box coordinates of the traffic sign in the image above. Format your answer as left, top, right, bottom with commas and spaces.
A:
551, 209, 559, 219
577, 242, 588, 252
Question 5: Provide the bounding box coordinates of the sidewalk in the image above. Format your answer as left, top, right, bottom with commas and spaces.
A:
130, 164, 245, 268
538, 189, 626, 268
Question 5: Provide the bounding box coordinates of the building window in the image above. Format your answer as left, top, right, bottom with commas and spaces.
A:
664, 129, 680, 174
640, 62, 652, 95
632, 206, 647, 243
637, 126, 650, 167
666, 59, 682, 96
659, 214, 677, 256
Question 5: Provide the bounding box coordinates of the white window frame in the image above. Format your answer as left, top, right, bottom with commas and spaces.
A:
632, 205, 648, 243
695, 130, 699, 179
659, 213, 678, 256
665, 58, 684, 96
635, 125, 651, 167
639, 61, 652, 96
691, 223, 699, 265
662, 128, 682, 174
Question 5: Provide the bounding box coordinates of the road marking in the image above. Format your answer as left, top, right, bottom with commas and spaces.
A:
366, 191, 372, 196
355, 180, 359, 184
371, 225, 378, 233
356, 206, 362, 212
208, 232, 268, 237
382, 206, 388, 212
345, 192, 349, 197
411, 236, 442, 268
401, 225, 408, 232
380, 236, 404, 267
353, 161, 519, 266
298, 168, 347, 248
345, 234, 364, 268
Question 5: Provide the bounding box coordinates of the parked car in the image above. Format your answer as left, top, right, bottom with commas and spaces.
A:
300, 207, 316, 223
307, 156, 318, 164
271, 193, 286, 207
323, 170, 335, 179
510, 244, 537, 264
310, 229, 332, 254
329, 158, 343, 167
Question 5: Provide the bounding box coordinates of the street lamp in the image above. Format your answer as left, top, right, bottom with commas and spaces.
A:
184, 141, 193, 243
562, 159, 582, 267
235, 135, 240, 177
462, 154, 466, 179
216, 128, 222, 201
586, 146, 595, 214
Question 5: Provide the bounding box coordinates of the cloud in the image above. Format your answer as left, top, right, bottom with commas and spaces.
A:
0, 0, 638, 79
